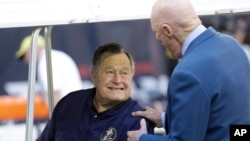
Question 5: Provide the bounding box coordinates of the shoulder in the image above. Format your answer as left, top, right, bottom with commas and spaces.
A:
53, 88, 94, 114
125, 98, 144, 111
51, 49, 74, 61
123, 99, 155, 133
60, 88, 94, 103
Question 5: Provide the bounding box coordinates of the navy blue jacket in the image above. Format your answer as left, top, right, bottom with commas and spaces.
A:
140, 27, 250, 141
37, 88, 154, 141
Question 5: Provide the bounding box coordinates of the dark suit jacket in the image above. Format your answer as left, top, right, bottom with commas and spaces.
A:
140, 27, 250, 141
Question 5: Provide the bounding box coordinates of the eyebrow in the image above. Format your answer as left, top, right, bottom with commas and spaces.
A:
104, 66, 130, 71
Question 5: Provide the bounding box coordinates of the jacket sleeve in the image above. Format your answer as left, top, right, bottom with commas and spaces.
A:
140, 70, 210, 141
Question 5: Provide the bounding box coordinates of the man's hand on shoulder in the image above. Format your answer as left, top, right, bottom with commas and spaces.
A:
132, 106, 163, 128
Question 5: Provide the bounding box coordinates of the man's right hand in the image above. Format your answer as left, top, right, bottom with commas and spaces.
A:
132, 106, 163, 128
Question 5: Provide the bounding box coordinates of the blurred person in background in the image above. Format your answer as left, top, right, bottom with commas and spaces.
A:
36, 42, 154, 141
15, 35, 83, 106
233, 18, 250, 62
127, 0, 250, 141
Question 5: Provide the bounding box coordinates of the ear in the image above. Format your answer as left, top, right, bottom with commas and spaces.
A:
161, 24, 173, 37
90, 72, 96, 86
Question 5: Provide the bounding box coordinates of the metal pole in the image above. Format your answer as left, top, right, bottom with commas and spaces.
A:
25, 27, 43, 141
44, 26, 54, 117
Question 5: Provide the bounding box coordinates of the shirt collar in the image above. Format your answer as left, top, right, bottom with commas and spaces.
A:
87, 88, 132, 116
182, 24, 206, 55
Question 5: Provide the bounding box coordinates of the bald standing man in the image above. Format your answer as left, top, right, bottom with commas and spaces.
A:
127, 0, 250, 141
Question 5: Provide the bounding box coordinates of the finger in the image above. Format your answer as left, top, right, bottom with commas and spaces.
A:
127, 131, 131, 137
127, 131, 135, 141
132, 110, 146, 117
140, 119, 147, 132
144, 106, 152, 110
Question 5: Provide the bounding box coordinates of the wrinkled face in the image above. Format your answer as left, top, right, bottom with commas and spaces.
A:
92, 52, 133, 103
151, 13, 182, 59
151, 22, 170, 48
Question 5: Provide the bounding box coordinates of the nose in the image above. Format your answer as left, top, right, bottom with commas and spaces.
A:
113, 72, 122, 84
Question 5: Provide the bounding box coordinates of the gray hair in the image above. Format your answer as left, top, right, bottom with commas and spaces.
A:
91, 42, 135, 75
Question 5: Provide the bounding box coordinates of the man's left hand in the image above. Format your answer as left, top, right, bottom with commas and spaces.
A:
127, 119, 148, 141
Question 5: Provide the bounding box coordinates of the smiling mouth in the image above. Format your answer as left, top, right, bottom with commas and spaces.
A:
108, 87, 124, 90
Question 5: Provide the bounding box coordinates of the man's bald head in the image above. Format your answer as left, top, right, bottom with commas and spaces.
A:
150, 0, 202, 59
151, 0, 200, 31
